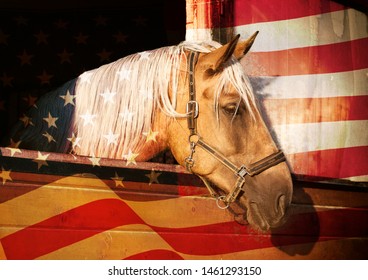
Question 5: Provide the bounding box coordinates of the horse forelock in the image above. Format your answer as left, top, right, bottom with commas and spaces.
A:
72, 41, 256, 159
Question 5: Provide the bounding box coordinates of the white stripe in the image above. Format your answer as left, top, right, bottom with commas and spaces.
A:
250, 69, 368, 99
343, 175, 368, 182
186, 9, 367, 51
273, 120, 368, 154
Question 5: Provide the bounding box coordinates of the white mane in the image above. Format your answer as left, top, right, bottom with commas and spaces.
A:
72, 41, 255, 159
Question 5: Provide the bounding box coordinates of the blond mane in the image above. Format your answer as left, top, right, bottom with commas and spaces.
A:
72, 41, 255, 159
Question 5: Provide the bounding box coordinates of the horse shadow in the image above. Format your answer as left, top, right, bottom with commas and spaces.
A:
250, 77, 320, 256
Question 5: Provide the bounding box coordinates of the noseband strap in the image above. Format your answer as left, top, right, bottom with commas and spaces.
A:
184, 51, 286, 209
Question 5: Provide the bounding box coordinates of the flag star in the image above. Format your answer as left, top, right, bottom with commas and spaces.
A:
97, 48, 112, 62
119, 110, 135, 122
139, 89, 153, 101
138, 51, 151, 60
37, 70, 53, 85
54, 19, 69, 29
33, 151, 50, 170
22, 94, 38, 107
0, 29, 10, 45
100, 89, 116, 104
34, 30, 49, 44
111, 172, 125, 187
116, 68, 131, 81
133, 15, 148, 26
113, 31, 128, 44
74, 32, 89, 44
0, 167, 12, 185
80, 111, 97, 126
143, 128, 159, 143
88, 155, 101, 167
20, 114, 34, 127
145, 169, 162, 186
57, 49, 73, 64
60, 90, 76, 106
14, 15, 28, 26
124, 149, 139, 166
5, 147, 22, 157
43, 112, 58, 128
94, 15, 108, 26
67, 132, 82, 149
9, 139, 22, 148
17, 50, 34, 66
43, 132, 56, 143
103, 131, 119, 145
79, 71, 93, 84
0, 73, 14, 87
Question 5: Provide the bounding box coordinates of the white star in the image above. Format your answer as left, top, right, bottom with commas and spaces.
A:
103, 131, 119, 145
60, 90, 76, 106
100, 89, 116, 104
43, 132, 56, 143
67, 132, 81, 149
88, 154, 101, 167
116, 68, 131, 81
33, 151, 50, 170
123, 149, 139, 166
43, 112, 58, 128
79, 71, 93, 84
119, 110, 135, 122
5, 147, 22, 157
143, 128, 159, 143
138, 51, 150, 60
80, 111, 97, 126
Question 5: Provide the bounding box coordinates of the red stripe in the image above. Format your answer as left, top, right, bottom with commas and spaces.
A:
263, 95, 368, 125
289, 146, 368, 179
187, 0, 346, 29
1, 198, 367, 259
1, 199, 144, 260
234, 0, 346, 26
245, 38, 368, 76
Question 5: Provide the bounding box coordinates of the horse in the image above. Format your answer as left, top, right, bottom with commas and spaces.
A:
6, 32, 293, 231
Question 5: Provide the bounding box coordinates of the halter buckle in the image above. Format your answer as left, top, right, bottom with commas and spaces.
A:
186, 100, 199, 118
237, 165, 249, 178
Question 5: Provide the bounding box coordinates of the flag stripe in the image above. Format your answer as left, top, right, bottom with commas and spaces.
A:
245, 38, 368, 76
1, 199, 144, 259
234, 9, 368, 52
233, 0, 346, 26
263, 95, 368, 125
274, 120, 368, 154
289, 146, 368, 179
251, 69, 367, 99
186, 0, 345, 29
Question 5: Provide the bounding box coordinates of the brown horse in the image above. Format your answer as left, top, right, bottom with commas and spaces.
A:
7, 33, 293, 231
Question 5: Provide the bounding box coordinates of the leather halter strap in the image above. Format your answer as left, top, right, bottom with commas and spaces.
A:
184, 51, 286, 208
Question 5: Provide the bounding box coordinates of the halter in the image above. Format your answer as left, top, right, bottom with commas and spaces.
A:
184, 51, 286, 209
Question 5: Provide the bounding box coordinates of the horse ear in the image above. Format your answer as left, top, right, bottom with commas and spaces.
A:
201, 31, 258, 74
233, 31, 259, 60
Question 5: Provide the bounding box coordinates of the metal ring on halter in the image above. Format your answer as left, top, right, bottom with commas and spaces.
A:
216, 195, 230, 209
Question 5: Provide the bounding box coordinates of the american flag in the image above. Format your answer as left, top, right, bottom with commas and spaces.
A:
1, 147, 367, 259
186, 0, 368, 183
0, 4, 179, 143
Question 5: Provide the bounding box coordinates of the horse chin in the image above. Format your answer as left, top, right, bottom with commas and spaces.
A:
231, 196, 288, 232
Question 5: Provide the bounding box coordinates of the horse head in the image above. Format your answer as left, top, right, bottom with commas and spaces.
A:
166, 33, 293, 231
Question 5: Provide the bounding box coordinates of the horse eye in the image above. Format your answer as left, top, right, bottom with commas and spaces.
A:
223, 104, 239, 116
